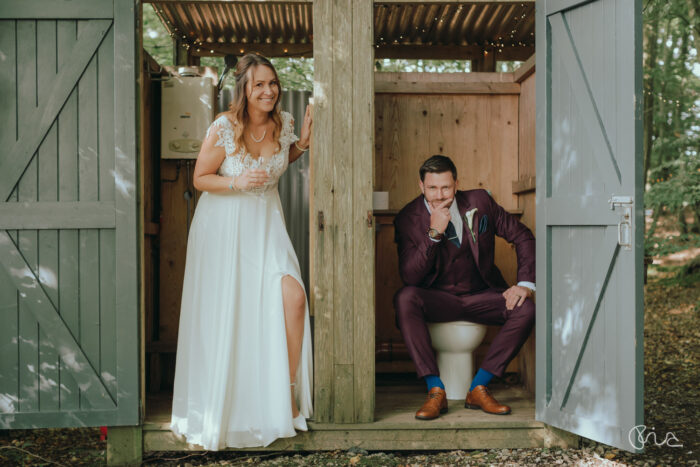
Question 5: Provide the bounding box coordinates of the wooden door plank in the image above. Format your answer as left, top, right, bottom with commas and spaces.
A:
56, 19, 81, 412
0, 20, 20, 407
0, 202, 117, 229
112, 0, 140, 424
76, 29, 102, 411
0, 0, 114, 19
16, 18, 40, 414
37, 19, 60, 412
332, 0, 353, 368
97, 26, 118, 397
331, 0, 354, 424
0, 22, 20, 407
0, 231, 116, 409
352, 0, 374, 424
0, 266, 20, 414
311, 0, 334, 424
0, 19, 111, 201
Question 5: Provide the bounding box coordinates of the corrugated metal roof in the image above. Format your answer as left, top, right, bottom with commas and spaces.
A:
375, 3, 534, 49
148, 1, 534, 60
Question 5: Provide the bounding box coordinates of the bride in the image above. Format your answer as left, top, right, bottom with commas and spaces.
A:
170, 53, 313, 450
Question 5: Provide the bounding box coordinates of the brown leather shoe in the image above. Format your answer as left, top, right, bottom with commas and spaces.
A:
415, 387, 448, 420
465, 385, 511, 415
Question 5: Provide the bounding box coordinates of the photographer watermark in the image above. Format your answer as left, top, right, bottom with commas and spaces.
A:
628, 425, 683, 450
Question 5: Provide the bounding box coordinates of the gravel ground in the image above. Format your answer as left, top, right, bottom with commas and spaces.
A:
1, 251, 698, 466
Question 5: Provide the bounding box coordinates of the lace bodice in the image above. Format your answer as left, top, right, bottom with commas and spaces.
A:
206, 110, 299, 194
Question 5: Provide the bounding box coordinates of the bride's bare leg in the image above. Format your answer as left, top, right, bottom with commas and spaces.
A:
282, 275, 306, 418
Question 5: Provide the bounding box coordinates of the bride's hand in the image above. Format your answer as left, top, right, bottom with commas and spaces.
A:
298, 105, 312, 148
233, 169, 269, 189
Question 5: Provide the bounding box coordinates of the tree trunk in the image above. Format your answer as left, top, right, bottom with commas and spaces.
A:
643, 9, 661, 187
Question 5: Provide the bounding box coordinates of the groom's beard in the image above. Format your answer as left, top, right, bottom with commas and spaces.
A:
427, 196, 454, 210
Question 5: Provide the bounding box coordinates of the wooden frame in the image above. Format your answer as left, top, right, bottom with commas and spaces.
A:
311, 0, 375, 425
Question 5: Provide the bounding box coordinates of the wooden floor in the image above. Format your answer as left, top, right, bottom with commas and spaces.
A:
142, 378, 552, 451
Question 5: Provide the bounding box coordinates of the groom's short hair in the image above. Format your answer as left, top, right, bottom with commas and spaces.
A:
419, 155, 457, 181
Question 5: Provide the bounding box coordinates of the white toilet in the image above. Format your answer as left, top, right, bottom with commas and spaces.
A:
427, 321, 488, 400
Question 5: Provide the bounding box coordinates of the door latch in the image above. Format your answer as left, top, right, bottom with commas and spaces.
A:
608, 196, 633, 250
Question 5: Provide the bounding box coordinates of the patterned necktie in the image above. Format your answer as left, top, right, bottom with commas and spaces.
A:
444, 221, 460, 248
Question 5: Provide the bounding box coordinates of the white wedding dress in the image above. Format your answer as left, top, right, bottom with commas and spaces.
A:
171, 111, 313, 450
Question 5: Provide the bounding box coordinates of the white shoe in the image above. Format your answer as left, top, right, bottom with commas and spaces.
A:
292, 413, 308, 432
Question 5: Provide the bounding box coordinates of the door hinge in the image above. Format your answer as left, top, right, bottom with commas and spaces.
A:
608, 195, 633, 250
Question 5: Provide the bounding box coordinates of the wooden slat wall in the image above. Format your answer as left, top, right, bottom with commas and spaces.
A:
312, 0, 375, 424
517, 72, 536, 394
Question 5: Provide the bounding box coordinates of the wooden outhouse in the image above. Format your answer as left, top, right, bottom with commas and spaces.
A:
0, 0, 645, 465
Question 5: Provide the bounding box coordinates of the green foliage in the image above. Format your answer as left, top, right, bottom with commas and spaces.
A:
643, 0, 700, 234
142, 4, 172, 67
646, 157, 700, 213
643, 0, 700, 171
645, 232, 700, 256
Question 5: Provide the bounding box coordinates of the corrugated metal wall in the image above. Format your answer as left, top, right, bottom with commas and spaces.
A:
218, 89, 310, 290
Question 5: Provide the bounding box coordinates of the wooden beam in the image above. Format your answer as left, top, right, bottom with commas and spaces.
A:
512, 176, 536, 194
0, 0, 114, 18
378, 0, 534, 3
375, 72, 520, 94
352, 0, 375, 425
0, 202, 116, 229
107, 426, 143, 467
144, 424, 545, 451
311, 0, 334, 424
376, 44, 534, 61
514, 54, 536, 83
189, 42, 313, 58
146, 0, 310, 3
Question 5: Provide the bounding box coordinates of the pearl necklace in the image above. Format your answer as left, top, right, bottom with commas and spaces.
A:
250, 128, 266, 143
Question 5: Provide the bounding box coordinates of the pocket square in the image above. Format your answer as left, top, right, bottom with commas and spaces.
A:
479, 215, 488, 234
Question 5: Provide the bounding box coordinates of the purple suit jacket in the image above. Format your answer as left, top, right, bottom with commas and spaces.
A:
394, 189, 535, 293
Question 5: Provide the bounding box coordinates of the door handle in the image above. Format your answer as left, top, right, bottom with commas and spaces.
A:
608, 196, 633, 250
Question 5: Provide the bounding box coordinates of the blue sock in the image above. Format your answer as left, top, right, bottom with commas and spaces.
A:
469, 368, 494, 391
424, 375, 445, 391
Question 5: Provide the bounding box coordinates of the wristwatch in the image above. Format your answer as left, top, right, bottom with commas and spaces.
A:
427, 228, 444, 240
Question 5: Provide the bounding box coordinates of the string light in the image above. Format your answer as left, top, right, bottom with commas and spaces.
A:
643, 90, 700, 113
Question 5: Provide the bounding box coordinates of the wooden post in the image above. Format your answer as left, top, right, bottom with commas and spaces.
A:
173, 36, 200, 67
472, 48, 497, 72
544, 424, 581, 449
312, 0, 375, 424
107, 426, 142, 466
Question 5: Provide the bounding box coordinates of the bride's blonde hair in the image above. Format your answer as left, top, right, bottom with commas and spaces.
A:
228, 53, 283, 154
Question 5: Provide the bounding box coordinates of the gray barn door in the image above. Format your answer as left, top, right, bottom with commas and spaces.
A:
0, 0, 138, 428
535, 0, 644, 452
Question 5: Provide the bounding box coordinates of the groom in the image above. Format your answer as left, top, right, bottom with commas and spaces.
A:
393, 155, 535, 420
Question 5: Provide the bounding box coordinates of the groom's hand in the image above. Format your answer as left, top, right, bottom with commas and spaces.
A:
430, 198, 452, 234
502, 285, 533, 310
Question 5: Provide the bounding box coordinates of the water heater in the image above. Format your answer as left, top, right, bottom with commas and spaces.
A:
161, 71, 216, 159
